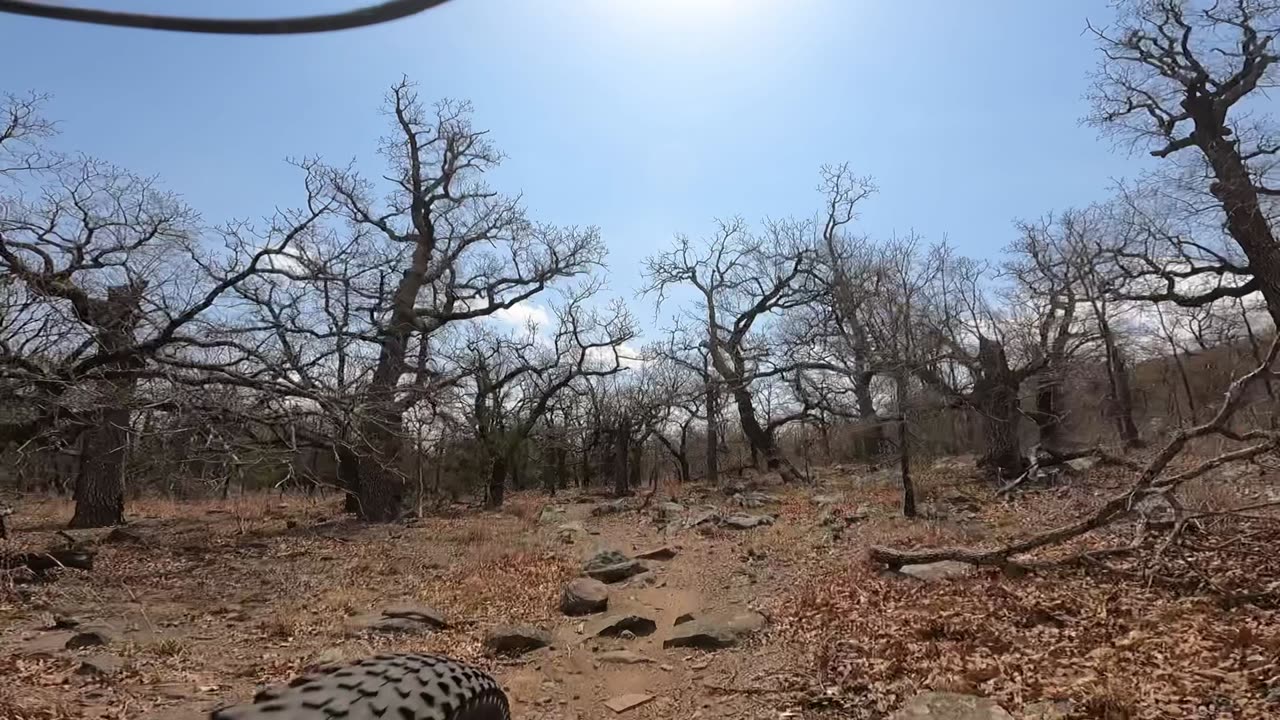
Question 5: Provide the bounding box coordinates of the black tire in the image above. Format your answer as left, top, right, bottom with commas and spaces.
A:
209, 653, 511, 720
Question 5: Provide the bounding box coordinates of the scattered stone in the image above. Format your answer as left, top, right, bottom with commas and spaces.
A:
811, 493, 842, 505
76, 654, 124, 677
673, 613, 695, 626
734, 491, 776, 509
1064, 456, 1099, 473
380, 604, 450, 629
65, 626, 117, 649
104, 527, 143, 544
684, 509, 720, 529
656, 502, 686, 521
51, 613, 81, 630
721, 514, 774, 530
591, 499, 633, 517
484, 625, 553, 655
347, 604, 450, 635
604, 693, 655, 714
663, 611, 766, 650
889, 692, 1013, 720
584, 550, 646, 583
560, 578, 609, 616
899, 560, 973, 582
597, 650, 653, 665
539, 506, 567, 524
626, 572, 658, 588
596, 614, 658, 638
635, 546, 677, 561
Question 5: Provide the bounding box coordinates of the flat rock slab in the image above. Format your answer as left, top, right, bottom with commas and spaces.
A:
596, 614, 658, 638
721, 514, 774, 530
899, 560, 973, 582
76, 654, 124, 677
584, 550, 647, 583
561, 577, 609, 616
65, 626, 118, 649
380, 604, 449, 629
485, 625, 553, 655
635, 546, 677, 561
597, 650, 654, 665
604, 693, 655, 714
663, 611, 766, 650
890, 692, 1013, 720
348, 604, 450, 634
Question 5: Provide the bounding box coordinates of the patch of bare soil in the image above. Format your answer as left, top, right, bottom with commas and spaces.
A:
1, 464, 1278, 719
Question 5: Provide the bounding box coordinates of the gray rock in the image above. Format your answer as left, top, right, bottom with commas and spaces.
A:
596, 614, 658, 638
899, 561, 973, 582
539, 506, 567, 524
596, 650, 654, 665
591, 499, 632, 516
684, 509, 721, 529
484, 625, 553, 655
380, 603, 449, 629
663, 611, 766, 650
721, 514, 774, 530
889, 692, 1013, 720
65, 626, 117, 649
1064, 456, 1098, 473
635, 546, 677, 561
560, 577, 609, 616
811, 493, 843, 506
734, 491, 776, 509
673, 613, 695, 626
584, 550, 646, 583
51, 613, 81, 630
76, 654, 124, 677
656, 502, 686, 521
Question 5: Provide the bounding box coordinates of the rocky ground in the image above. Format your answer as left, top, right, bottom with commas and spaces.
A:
1, 460, 1279, 719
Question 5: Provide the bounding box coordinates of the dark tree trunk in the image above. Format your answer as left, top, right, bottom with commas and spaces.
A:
70, 401, 129, 528
724, 378, 803, 483
70, 286, 142, 529
1191, 107, 1280, 328
336, 443, 361, 514
704, 377, 719, 486
1098, 319, 1141, 448
973, 338, 1026, 482
1033, 370, 1063, 448
627, 438, 644, 490
894, 372, 916, 518
487, 453, 507, 508
612, 425, 630, 498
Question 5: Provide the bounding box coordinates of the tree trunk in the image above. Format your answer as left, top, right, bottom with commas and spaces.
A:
704, 377, 719, 486
70, 401, 129, 528
336, 444, 361, 514
895, 372, 916, 518
1195, 118, 1280, 328
487, 452, 507, 508
1098, 319, 1141, 448
973, 338, 1026, 482
1033, 369, 1062, 448
612, 425, 630, 498
627, 438, 644, 490
727, 378, 803, 482
70, 286, 142, 529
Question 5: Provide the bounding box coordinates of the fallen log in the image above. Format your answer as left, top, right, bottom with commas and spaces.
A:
1, 549, 96, 575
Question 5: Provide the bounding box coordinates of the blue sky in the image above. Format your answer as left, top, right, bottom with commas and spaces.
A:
0, 0, 1149, 331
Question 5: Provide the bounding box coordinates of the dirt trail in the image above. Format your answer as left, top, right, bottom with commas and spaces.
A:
0, 481, 829, 720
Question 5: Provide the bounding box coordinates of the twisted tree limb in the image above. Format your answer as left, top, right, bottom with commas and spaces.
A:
870, 338, 1280, 570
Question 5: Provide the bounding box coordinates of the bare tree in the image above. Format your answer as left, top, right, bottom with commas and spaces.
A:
643, 218, 823, 483
1089, 0, 1280, 326
298, 79, 605, 520
0, 109, 326, 527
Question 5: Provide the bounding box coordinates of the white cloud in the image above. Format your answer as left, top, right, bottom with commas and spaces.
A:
492, 302, 551, 330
